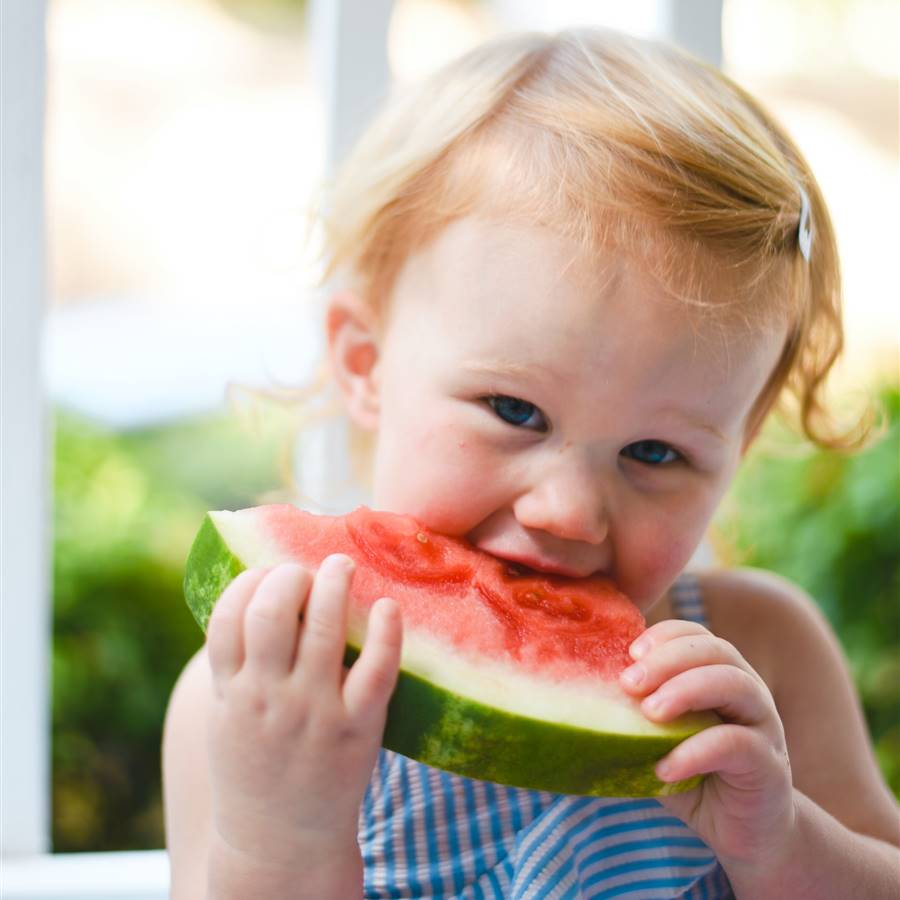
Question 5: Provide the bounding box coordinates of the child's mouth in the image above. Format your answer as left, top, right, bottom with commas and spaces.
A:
487, 552, 600, 581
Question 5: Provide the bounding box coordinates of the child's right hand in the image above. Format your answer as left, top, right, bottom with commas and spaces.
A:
205, 557, 402, 871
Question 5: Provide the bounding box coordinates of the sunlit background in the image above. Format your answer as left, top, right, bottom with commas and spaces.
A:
42, 0, 898, 852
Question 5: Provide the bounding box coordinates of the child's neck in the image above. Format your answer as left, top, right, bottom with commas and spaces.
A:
645, 593, 674, 627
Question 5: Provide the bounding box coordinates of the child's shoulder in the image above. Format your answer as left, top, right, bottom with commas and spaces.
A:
693, 567, 834, 692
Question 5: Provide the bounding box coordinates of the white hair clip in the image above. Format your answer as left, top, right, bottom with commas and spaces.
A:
798, 186, 812, 262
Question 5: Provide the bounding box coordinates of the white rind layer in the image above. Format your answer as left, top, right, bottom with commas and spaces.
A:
351, 616, 707, 738
210, 509, 294, 568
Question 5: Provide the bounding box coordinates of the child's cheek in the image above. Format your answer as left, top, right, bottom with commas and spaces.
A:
420, 453, 503, 535
622, 519, 701, 607
380, 422, 497, 534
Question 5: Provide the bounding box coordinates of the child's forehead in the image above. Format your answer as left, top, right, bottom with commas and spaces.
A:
391, 215, 784, 342
395, 216, 623, 308
386, 217, 787, 388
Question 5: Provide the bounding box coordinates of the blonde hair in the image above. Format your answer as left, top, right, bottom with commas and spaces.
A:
314, 27, 868, 462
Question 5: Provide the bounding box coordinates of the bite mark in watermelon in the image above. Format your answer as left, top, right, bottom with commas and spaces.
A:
183, 505, 715, 797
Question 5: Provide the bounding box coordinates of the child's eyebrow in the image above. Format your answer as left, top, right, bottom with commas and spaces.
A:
661, 408, 727, 441
460, 359, 563, 383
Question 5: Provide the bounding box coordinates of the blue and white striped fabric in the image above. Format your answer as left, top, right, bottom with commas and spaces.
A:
359, 574, 732, 899
667, 575, 707, 626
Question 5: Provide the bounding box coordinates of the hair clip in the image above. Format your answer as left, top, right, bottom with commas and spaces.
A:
798, 186, 812, 262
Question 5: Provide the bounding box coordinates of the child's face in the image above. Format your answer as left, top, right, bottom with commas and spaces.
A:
329, 217, 786, 613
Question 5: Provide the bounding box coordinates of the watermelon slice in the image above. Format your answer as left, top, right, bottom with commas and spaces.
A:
183, 505, 715, 797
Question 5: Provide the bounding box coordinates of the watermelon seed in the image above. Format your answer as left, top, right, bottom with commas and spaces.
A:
416, 533, 428, 543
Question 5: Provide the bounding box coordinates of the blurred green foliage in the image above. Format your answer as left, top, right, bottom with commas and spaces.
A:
714, 382, 900, 795
52, 407, 291, 851
214, 0, 307, 35
51, 382, 898, 850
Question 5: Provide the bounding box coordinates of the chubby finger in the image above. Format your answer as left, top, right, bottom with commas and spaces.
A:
295, 554, 355, 688
621, 632, 757, 697
243, 563, 313, 678
343, 598, 403, 722
655, 722, 789, 789
207, 567, 271, 684
641, 664, 777, 732
629, 619, 711, 661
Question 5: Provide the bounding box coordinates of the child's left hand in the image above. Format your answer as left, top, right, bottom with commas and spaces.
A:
620, 619, 795, 871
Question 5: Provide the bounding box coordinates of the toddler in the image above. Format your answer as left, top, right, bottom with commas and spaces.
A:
163, 28, 899, 899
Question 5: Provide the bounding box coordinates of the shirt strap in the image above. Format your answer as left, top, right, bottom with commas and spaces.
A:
669, 572, 708, 627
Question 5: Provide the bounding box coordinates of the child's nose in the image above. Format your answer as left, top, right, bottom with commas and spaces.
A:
511, 458, 609, 545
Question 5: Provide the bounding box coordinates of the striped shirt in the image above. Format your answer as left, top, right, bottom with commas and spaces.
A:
360, 573, 732, 899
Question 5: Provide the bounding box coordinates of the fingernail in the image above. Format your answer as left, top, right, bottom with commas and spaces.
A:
321, 553, 354, 574
378, 597, 399, 620
620, 663, 644, 688
643, 692, 663, 714
630, 638, 650, 660
656, 759, 672, 780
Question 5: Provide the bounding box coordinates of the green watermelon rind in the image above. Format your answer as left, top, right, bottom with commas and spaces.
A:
183, 514, 247, 633
184, 513, 706, 798
344, 644, 702, 797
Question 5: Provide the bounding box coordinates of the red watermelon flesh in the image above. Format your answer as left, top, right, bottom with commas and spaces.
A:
243, 504, 643, 683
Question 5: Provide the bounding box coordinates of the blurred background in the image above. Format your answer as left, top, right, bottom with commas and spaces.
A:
36, 0, 899, 852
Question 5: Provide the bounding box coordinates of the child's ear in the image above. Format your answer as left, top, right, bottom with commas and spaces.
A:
326, 291, 381, 430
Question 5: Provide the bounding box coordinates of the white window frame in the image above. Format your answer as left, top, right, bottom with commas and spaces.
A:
0, 2, 719, 896
2, 0, 52, 863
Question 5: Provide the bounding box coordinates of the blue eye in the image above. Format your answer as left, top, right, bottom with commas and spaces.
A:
621, 440, 681, 466
487, 395, 546, 430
